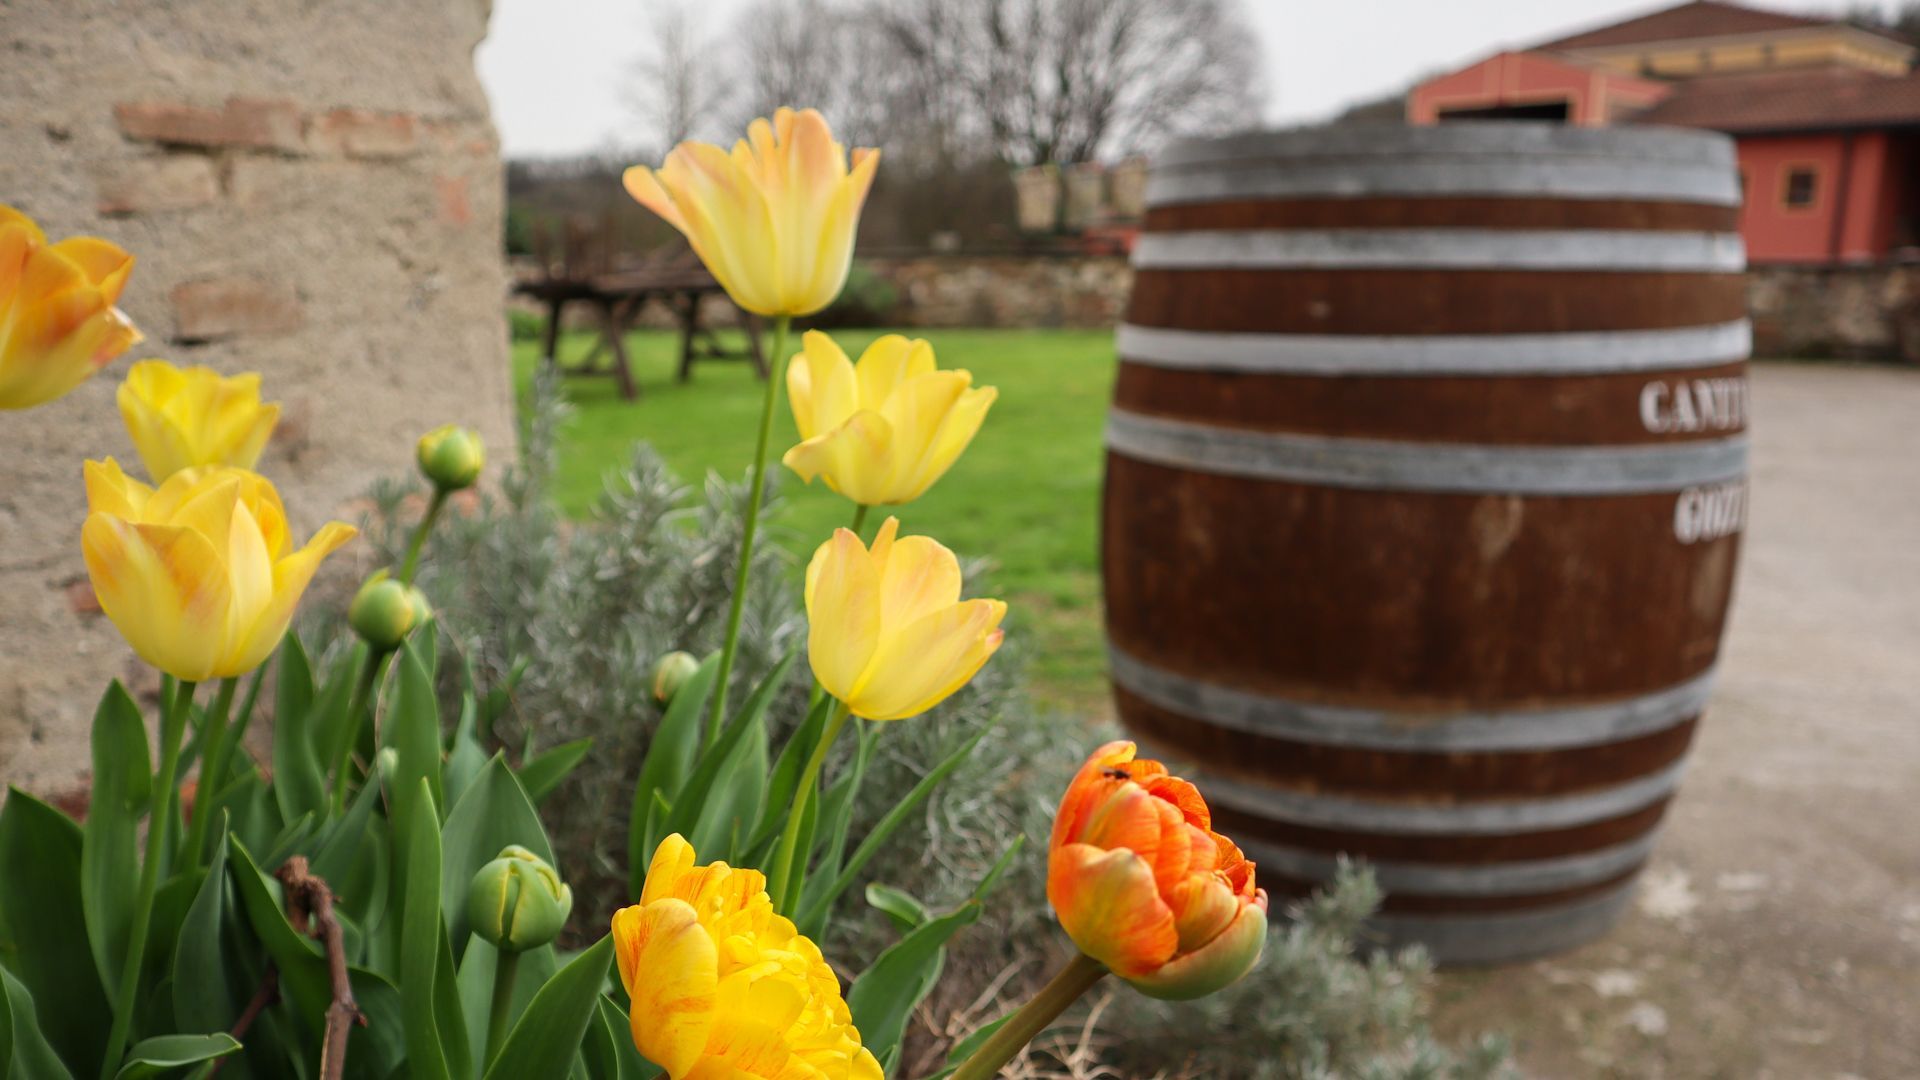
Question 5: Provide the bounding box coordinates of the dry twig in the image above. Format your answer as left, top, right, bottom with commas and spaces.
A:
276, 856, 366, 1080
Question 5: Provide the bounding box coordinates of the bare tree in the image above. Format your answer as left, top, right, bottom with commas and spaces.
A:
624, 1, 729, 151
950, 0, 1267, 166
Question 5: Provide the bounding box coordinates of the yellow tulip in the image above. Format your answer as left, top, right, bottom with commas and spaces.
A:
804, 517, 1006, 721
782, 332, 996, 507
623, 108, 879, 317
612, 834, 881, 1080
116, 360, 281, 480
0, 204, 141, 410
81, 459, 356, 681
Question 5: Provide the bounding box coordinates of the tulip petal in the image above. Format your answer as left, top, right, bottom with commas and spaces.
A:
48, 237, 134, 304
1050, 742, 1140, 851
898, 383, 996, 500
82, 514, 231, 682
1166, 873, 1242, 953
1125, 896, 1267, 1001
83, 458, 152, 520
851, 335, 931, 411
623, 166, 689, 232
876, 535, 964, 632
804, 527, 883, 705
222, 520, 355, 676
782, 410, 893, 505
847, 597, 1005, 721
788, 331, 858, 441
613, 898, 719, 1078
1047, 842, 1179, 979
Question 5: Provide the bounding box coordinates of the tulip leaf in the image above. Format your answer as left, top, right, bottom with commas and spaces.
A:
438, 756, 554, 961
443, 695, 488, 812
753, 691, 832, 845
390, 639, 445, 821
400, 779, 453, 1080
479, 935, 614, 1080
516, 738, 593, 805
111, 1034, 240, 1079
3, 967, 75, 1080
797, 721, 993, 937
273, 636, 328, 825
308, 762, 385, 888
847, 900, 985, 1069
594, 996, 655, 1080
170, 830, 237, 1037
0, 788, 109, 1077
670, 652, 794, 863
863, 884, 929, 934
627, 653, 719, 893
315, 643, 373, 798
81, 681, 150, 999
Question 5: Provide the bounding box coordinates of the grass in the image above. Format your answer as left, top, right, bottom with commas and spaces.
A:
510, 326, 1117, 713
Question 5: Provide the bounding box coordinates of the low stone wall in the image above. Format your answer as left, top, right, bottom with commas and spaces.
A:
1748, 261, 1920, 361
0, 0, 515, 794
860, 253, 1131, 329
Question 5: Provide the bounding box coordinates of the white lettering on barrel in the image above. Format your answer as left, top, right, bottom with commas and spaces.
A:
1673, 480, 1748, 543
1640, 376, 1749, 434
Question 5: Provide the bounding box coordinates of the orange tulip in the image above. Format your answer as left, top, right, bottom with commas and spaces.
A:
1048, 741, 1267, 1000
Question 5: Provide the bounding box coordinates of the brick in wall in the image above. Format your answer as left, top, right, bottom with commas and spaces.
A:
170, 277, 304, 342
96, 155, 220, 215
307, 109, 419, 159
114, 97, 305, 153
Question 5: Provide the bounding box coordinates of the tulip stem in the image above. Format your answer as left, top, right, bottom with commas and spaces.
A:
950, 952, 1108, 1080
183, 676, 241, 864
100, 678, 197, 1080
329, 647, 388, 816
398, 489, 447, 586
484, 947, 520, 1067
769, 697, 850, 913
705, 313, 792, 752
849, 502, 870, 539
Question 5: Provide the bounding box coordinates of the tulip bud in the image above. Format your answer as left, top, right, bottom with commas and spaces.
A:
417, 424, 485, 492
651, 651, 700, 705
348, 571, 416, 649
468, 845, 571, 953
402, 584, 434, 629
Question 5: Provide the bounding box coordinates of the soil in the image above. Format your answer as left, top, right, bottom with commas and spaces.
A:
1428, 361, 1920, 1079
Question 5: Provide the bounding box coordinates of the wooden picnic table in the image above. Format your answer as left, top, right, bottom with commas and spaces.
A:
512, 263, 766, 401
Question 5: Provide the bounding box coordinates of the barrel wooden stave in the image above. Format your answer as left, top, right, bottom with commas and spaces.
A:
1104, 124, 1747, 964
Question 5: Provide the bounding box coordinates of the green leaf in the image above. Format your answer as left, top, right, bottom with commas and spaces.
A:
797, 722, 994, 935
593, 997, 654, 1080
439, 756, 555, 961
316, 644, 374, 793
443, 696, 488, 812
480, 936, 614, 1080
390, 639, 445, 820
846, 901, 984, 1068
308, 764, 384, 888
863, 884, 929, 934
2, 967, 75, 1080
111, 1034, 240, 1079
516, 739, 593, 805
667, 652, 794, 863
401, 779, 452, 1080
749, 693, 832, 853
0, 789, 109, 1077
80, 682, 150, 999
170, 830, 236, 1036
273, 637, 327, 825
627, 654, 719, 894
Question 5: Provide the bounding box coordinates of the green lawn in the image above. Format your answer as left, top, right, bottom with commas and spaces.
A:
510, 327, 1117, 713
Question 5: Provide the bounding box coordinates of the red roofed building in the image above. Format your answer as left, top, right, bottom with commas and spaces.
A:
1407, 1, 1920, 265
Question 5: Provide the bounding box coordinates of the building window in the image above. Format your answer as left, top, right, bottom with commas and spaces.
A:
1782, 166, 1820, 210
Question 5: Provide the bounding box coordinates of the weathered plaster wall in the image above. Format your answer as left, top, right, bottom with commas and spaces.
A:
0, 0, 515, 793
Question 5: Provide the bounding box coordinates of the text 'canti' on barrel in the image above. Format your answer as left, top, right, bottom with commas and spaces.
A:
1101, 123, 1749, 965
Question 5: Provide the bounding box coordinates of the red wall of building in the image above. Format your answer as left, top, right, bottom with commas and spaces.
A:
1408, 52, 1670, 126
1736, 132, 1901, 264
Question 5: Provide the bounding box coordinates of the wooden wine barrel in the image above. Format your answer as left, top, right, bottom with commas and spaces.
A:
1102, 124, 1748, 965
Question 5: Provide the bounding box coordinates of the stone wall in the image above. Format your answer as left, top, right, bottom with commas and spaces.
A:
0, 1, 515, 793
1748, 261, 1920, 361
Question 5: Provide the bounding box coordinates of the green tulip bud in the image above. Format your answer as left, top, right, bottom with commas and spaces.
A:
402, 584, 434, 629
349, 571, 416, 649
652, 651, 700, 705
467, 845, 571, 953
417, 424, 485, 492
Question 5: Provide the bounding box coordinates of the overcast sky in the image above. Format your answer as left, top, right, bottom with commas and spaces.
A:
476, 0, 1906, 159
